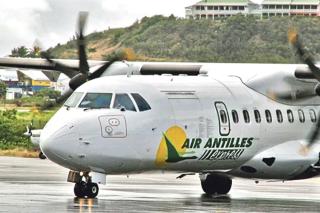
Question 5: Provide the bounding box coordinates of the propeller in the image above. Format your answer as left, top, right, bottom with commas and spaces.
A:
288, 28, 320, 151
24, 123, 33, 137
45, 12, 136, 103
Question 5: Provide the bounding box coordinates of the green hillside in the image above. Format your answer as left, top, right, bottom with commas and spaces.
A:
48, 15, 320, 63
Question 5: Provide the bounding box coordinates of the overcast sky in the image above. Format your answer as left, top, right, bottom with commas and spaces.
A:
0, 0, 262, 57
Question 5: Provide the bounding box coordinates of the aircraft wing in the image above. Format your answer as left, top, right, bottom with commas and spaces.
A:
0, 57, 106, 78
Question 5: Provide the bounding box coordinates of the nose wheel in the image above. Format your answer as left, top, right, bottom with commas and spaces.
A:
74, 181, 99, 198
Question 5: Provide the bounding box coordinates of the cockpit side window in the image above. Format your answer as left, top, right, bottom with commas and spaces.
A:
113, 94, 136, 111
64, 92, 84, 108
131, 93, 151, 111
79, 93, 112, 109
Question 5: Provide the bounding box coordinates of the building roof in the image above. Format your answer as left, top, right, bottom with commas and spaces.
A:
0, 70, 18, 81
18, 70, 50, 81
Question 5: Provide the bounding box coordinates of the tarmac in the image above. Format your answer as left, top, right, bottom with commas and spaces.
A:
0, 156, 319, 212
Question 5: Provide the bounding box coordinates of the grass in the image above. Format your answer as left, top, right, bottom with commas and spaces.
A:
0, 148, 39, 158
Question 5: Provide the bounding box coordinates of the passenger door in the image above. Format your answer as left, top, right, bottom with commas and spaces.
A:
215, 102, 230, 136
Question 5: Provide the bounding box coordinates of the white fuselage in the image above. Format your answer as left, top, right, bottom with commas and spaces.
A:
40, 65, 320, 181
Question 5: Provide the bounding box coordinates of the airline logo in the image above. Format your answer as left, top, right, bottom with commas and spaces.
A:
155, 126, 196, 167
155, 125, 255, 166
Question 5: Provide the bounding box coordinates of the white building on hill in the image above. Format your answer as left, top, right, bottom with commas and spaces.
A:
185, 0, 260, 20
186, 0, 320, 19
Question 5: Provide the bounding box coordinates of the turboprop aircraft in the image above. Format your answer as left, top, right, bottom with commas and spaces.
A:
0, 13, 320, 198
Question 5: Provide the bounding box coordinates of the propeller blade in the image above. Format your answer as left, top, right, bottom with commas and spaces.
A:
77, 11, 89, 75
42, 56, 79, 78
57, 89, 74, 104
289, 28, 320, 150
288, 28, 320, 81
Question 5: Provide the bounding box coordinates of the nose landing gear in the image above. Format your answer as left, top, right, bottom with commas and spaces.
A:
68, 171, 99, 198
74, 181, 99, 198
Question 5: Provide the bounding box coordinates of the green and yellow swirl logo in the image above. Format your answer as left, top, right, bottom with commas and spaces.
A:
155, 126, 197, 167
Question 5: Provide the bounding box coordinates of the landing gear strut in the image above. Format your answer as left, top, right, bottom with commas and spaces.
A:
200, 174, 232, 195
68, 171, 99, 198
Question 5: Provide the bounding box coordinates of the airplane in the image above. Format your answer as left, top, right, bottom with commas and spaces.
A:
24, 124, 46, 159
0, 13, 320, 198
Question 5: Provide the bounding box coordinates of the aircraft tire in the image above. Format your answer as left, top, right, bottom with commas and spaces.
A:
74, 181, 87, 198
39, 152, 47, 160
201, 174, 232, 195
86, 182, 99, 198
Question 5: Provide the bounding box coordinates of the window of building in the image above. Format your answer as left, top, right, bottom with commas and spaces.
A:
208, 6, 213, 10
310, 109, 317, 123
254, 110, 261, 123
232, 6, 238, 10
239, 6, 245, 10
265, 110, 272, 123
276, 5, 282, 9
64, 92, 83, 108
287, 109, 294, 123
113, 93, 136, 111
214, 6, 219, 10
298, 109, 305, 123
201, 14, 206, 19
291, 5, 297, 9
131, 93, 151, 112
201, 6, 205, 10
297, 5, 303, 9
305, 5, 311, 9
220, 110, 228, 124
196, 6, 201, 10
79, 93, 112, 109
269, 5, 275, 9
276, 110, 283, 123
243, 110, 250, 123
219, 6, 224, 10
263, 5, 268, 9
232, 110, 239, 123
311, 5, 317, 9
283, 5, 289, 9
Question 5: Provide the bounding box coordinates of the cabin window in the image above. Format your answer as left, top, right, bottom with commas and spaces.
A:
243, 110, 250, 123
79, 93, 112, 109
310, 109, 317, 123
265, 110, 272, 123
113, 94, 137, 111
287, 109, 294, 123
220, 110, 228, 124
254, 110, 261, 123
298, 109, 305, 123
232, 110, 239, 123
64, 92, 83, 108
276, 110, 283, 123
131, 93, 151, 111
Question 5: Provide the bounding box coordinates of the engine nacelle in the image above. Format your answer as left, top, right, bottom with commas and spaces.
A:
228, 141, 320, 180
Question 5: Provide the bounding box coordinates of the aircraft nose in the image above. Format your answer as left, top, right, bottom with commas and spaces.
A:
40, 123, 77, 162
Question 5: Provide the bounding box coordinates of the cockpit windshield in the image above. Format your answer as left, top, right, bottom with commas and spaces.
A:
64, 92, 84, 108
79, 93, 113, 109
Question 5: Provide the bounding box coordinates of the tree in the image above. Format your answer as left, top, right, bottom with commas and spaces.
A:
0, 81, 6, 100
10, 46, 29, 57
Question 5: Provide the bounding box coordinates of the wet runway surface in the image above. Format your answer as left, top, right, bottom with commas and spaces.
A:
0, 157, 319, 212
